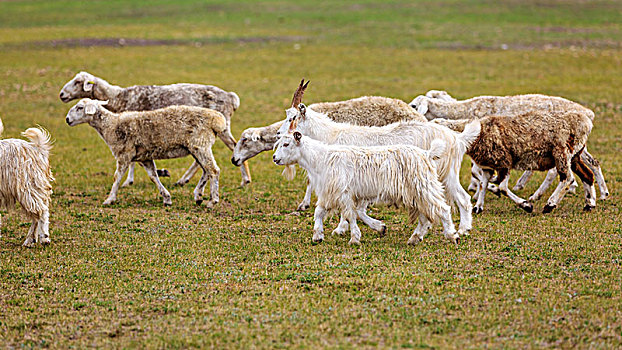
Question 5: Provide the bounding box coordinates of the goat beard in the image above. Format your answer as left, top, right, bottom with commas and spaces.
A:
282, 165, 296, 181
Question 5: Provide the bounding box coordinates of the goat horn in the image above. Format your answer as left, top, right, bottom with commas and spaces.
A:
290, 79, 309, 109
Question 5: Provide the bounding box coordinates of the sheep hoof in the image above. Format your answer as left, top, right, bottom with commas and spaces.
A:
195, 199, 203, 206
407, 236, 423, 245
542, 204, 556, 213
458, 229, 470, 237
583, 205, 595, 212
520, 201, 533, 213
102, 199, 115, 206
454, 237, 460, 245
240, 180, 251, 187
40, 236, 51, 245
379, 225, 387, 237
297, 203, 310, 211
348, 238, 361, 245
157, 169, 171, 177
312, 237, 323, 244
121, 181, 133, 188
512, 185, 524, 191
205, 200, 217, 208
174, 180, 187, 187
22, 238, 34, 248
472, 207, 483, 214
331, 228, 346, 236
599, 192, 609, 200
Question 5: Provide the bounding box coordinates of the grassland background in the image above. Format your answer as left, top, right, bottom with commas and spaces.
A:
0, 0, 621, 348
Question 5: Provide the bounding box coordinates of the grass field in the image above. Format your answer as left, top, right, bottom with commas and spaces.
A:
0, 0, 621, 348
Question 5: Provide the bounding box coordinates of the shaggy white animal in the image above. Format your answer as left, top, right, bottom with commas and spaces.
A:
0, 126, 54, 247
273, 132, 458, 245
276, 103, 480, 238
66, 99, 226, 207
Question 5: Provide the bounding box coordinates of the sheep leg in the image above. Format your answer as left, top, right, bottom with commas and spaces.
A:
193, 149, 220, 207
445, 170, 473, 236
513, 171, 533, 191
528, 168, 557, 202
571, 156, 597, 211
496, 169, 533, 213
543, 153, 574, 213
140, 160, 172, 206
470, 163, 483, 199
467, 176, 479, 193
581, 148, 609, 200
103, 161, 130, 205
312, 206, 327, 243
218, 130, 252, 187
473, 168, 493, 214
175, 161, 200, 187
297, 182, 312, 211
121, 162, 136, 187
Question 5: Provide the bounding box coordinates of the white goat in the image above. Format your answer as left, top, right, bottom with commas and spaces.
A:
277, 102, 481, 239
0, 126, 54, 247
65, 99, 226, 207
231, 95, 425, 167
59, 71, 251, 187
410, 91, 609, 200
273, 132, 458, 245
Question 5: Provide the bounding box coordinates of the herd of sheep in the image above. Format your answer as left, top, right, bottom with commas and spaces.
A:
0, 72, 609, 247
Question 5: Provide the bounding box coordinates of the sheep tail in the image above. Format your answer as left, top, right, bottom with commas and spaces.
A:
430, 118, 469, 132
211, 112, 227, 134
456, 119, 481, 151
0, 117, 3, 137
22, 127, 53, 154
427, 139, 446, 161
230, 92, 241, 111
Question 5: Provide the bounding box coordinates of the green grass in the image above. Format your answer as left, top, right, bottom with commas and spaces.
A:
0, 0, 621, 348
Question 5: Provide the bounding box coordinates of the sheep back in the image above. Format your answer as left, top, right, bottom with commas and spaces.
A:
311, 96, 425, 126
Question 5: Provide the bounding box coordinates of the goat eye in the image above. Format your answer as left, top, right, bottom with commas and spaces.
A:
76, 106, 83, 110
283, 143, 289, 147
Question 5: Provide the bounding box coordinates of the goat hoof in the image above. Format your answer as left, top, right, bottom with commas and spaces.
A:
102, 199, 115, 206
348, 239, 361, 245
520, 201, 533, 213
174, 181, 187, 187
312, 238, 323, 244
407, 237, 423, 245
512, 185, 524, 191
454, 237, 460, 245
164, 202, 172, 207
121, 181, 133, 188
599, 192, 609, 200
157, 169, 171, 177
195, 199, 203, 206
240, 180, 251, 187
205, 200, 217, 208
472, 207, 483, 214
583, 205, 595, 212
542, 204, 556, 214
297, 203, 310, 211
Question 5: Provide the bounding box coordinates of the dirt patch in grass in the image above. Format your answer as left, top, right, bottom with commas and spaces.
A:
8, 36, 307, 49
435, 39, 621, 50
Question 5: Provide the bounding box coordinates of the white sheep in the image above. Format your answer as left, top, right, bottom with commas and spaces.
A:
0, 126, 54, 247
276, 101, 481, 239
432, 111, 596, 213
59, 71, 251, 187
410, 91, 609, 200
65, 99, 226, 207
273, 132, 458, 245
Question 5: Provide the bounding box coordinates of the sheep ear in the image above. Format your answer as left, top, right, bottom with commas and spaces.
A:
83, 80, 94, 92
250, 132, 260, 142
416, 99, 429, 115
85, 103, 97, 115
293, 131, 302, 143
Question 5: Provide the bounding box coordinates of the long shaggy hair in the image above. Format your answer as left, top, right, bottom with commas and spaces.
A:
0, 127, 54, 246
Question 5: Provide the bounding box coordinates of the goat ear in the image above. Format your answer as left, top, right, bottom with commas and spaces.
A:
83, 79, 94, 92
85, 103, 97, 115
293, 131, 302, 143
100, 100, 108, 106
298, 103, 306, 117
416, 98, 429, 115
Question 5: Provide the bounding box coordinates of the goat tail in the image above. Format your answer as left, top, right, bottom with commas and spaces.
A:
22, 126, 53, 153
456, 119, 481, 151
282, 165, 296, 181
427, 139, 447, 161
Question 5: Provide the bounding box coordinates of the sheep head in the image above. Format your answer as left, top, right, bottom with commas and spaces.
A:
59, 71, 97, 102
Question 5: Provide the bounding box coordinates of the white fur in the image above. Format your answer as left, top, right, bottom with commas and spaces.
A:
277, 105, 480, 238
273, 133, 458, 245
0, 126, 54, 247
